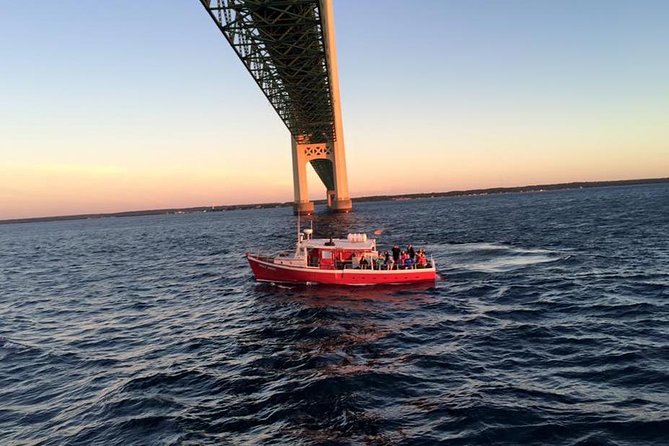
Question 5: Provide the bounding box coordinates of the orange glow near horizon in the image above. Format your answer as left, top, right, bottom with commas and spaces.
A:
2, 139, 667, 220
0, 163, 293, 219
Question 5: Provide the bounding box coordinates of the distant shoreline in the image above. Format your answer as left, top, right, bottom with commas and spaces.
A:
1, 177, 667, 226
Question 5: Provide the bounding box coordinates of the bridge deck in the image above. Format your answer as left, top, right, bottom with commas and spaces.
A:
200, 0, 338, 189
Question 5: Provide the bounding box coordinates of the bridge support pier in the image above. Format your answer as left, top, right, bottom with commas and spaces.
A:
291, 137, 352, 215
321, 0, 352, 214
291, 137, 315, 215
328, 140, 352, 213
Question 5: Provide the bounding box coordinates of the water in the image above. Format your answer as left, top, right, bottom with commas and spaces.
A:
1, 183, 667, 445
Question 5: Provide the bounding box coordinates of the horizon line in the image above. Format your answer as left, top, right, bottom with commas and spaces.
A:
1, 176, 667, 225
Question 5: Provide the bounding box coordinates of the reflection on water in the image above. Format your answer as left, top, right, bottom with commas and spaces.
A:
308, 212, 358, 239
252, 282, 439, 380
240, 280, 443, 442
255, 282, 437, 306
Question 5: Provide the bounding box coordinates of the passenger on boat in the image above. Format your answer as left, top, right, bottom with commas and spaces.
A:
359, 256, 369, 269
392, 245, 401, 264
408, 244, 415, 261
374, 255, 384, 270
383, 252, 395, 270
416, 250, 428, 268
404, 256, 414, 269
352, 252, 360, 269
399, 250, 408, 268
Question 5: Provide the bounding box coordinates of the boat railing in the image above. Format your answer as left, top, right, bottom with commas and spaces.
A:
247, 250, 284, 262
249, 250, 434, 270
341, 261, 433, 271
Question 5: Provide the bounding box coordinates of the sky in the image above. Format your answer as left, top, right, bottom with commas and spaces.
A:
1, 0, 668, 219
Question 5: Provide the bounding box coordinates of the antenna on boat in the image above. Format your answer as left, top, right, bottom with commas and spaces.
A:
297, 212, 301, 241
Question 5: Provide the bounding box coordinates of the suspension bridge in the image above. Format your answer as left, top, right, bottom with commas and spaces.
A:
199, 0, 352, 214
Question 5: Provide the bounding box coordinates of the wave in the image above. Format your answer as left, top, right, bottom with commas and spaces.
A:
0, 336, 29, 353
1, 183, 667, 445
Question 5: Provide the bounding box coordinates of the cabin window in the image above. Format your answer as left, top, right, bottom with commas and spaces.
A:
321, 251, 333, 259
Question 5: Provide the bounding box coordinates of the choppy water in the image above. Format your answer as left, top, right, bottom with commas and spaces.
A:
1, 183, 668, 445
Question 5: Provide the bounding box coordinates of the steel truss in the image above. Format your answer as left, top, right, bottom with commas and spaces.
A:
199, 0, 338, 189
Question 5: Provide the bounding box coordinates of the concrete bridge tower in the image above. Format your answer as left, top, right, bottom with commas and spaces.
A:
292, 0, 352, 215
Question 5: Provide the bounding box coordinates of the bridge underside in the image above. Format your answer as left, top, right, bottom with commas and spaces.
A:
200, 0, 352, 211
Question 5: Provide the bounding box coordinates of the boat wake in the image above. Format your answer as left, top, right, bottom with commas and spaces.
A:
435, 242, 567, 273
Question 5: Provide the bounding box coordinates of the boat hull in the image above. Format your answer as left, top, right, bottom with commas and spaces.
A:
246, 254, 437, 286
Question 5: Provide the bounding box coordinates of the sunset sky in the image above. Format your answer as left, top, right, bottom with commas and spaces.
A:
1, 1, 668, 219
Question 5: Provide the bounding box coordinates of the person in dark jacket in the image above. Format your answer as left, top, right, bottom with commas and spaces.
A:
392, 244, 400, 265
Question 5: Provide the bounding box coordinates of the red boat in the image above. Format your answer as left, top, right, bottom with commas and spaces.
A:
246, 228, 437, 286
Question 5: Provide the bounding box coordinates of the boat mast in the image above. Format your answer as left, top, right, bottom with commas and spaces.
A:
297, 212, 301, 241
